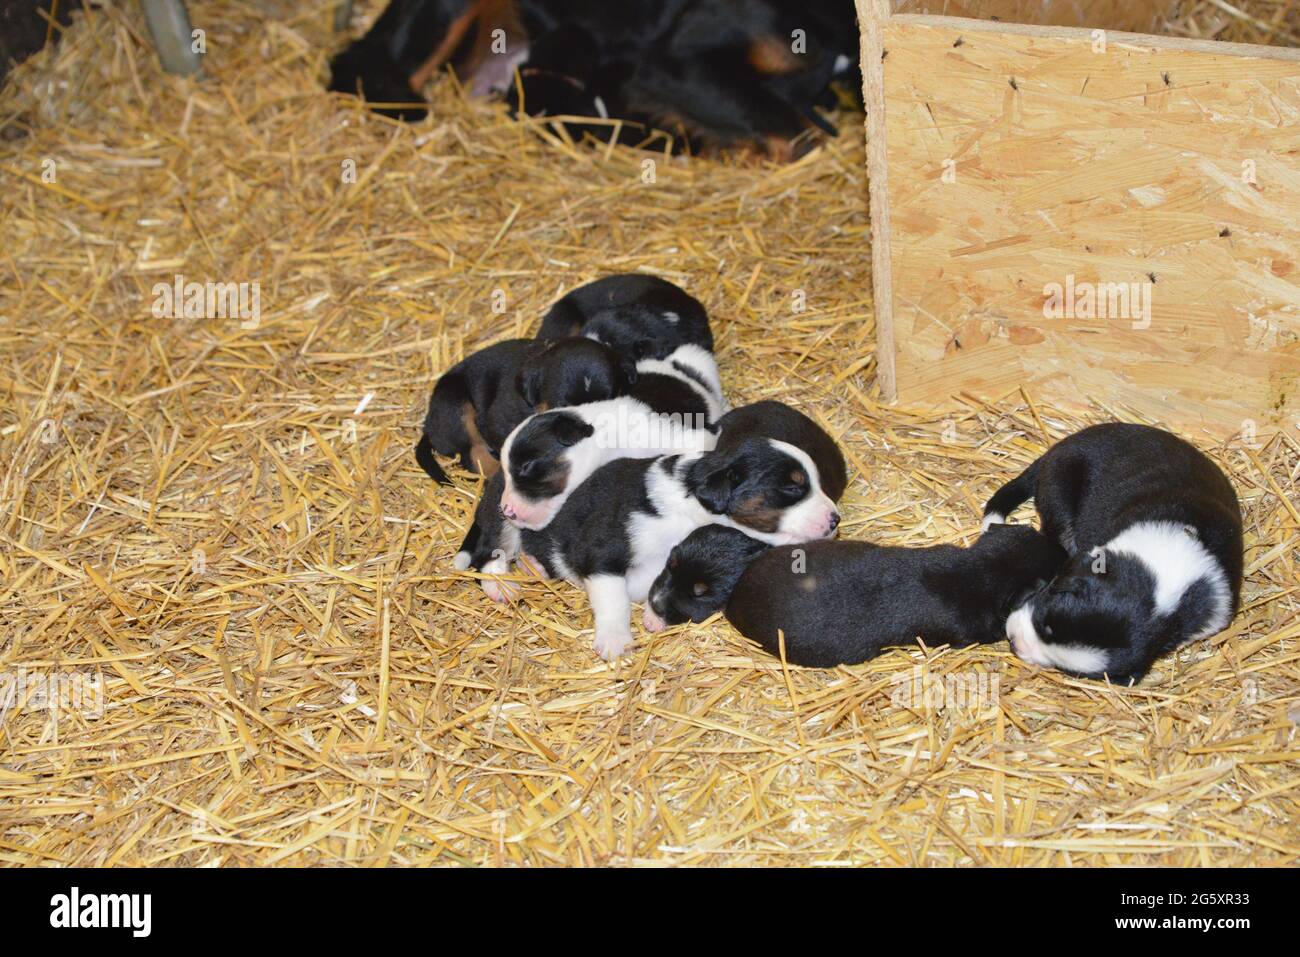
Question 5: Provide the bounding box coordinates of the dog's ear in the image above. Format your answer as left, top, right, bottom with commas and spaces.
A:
551, 414, 595, 447
618, 353, 639, 390
517, 365, 543, 407
687, 454, 742, 514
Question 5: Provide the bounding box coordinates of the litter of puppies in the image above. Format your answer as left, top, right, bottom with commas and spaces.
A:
420, 278, 1246, 682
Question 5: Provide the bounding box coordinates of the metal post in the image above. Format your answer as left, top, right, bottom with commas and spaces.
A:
140, 0, 203, 76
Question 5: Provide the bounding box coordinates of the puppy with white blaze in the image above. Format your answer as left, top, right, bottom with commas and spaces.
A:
984, 422, 1243, 684
496, 343, 724, 532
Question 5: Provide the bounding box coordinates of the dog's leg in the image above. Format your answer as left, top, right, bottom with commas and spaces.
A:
586, 574, 634, 660
480, 521, 522, 603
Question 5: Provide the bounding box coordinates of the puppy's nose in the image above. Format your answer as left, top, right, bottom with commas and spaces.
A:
828, 512, 841, 531
499, 502, 517, 520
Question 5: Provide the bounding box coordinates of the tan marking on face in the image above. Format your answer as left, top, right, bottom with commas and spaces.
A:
731, 494, 782, 533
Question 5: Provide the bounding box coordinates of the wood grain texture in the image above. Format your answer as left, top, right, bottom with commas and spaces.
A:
877, 18, 1300, 436
858, 0, 898, 397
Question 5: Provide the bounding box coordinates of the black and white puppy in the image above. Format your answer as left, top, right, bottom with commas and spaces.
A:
497, 343, 724, 530
415, 336, 633, 484
683, 400, 845, 544
516, 446, 841, 659
984, 422, 1244, 684
644, 525, 771, 632
710, 400, 848, 501
725, 525, 1068, 668
535, 274, 713, 360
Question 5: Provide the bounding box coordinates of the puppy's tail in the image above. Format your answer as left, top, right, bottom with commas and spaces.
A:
982, 458, 1041, 531
414, 434, 451, 485
418, 373, 471, 485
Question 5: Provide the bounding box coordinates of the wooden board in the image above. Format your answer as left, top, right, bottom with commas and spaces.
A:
861, 11, 1300, 437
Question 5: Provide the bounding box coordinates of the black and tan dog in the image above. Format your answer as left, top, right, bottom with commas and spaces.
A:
415, 336, 632, 484
329, 0, 860, 160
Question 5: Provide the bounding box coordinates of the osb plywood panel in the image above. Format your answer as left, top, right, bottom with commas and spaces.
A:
878, 19, 1300, 437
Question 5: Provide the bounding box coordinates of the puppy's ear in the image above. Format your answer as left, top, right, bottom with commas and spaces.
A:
516, 366, 543, 408
551, 414, 595, 447
619, 353, 639, 389
687, 454, 741, 514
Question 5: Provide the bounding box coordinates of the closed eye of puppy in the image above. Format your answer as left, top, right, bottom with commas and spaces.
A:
724, 525, 1068, 668
414, 336, 632, 484
986, 422, 1244, 684
643, 526, 771, 632
497, 343, 724, 531
535, 274, 713, 358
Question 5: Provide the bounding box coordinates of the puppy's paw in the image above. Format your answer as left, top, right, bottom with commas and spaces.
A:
593, 623, 635, 661
642, 607, 667, 634
452, 551, 472, 571
980, 512, 1006, 533
517, 553, 545, 578
480, 558, 520, 604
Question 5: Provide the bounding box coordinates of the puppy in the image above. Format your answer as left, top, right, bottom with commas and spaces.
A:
415, 336, 632, 484
711, 400, 848, 501
516, 447, 841, 659
535, 274, 713, 359
644, 526, 771, 632
726, 525, 1068, 667
496, 343, 724, 530
984, 422, 1244, 684
684, 401, 844, 543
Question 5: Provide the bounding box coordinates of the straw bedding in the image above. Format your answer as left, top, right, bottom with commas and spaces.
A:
0, 1, 1296, 867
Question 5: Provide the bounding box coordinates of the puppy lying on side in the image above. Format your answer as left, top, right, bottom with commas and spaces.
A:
725, 525, 1067, 667
518, 447, 840, 660
415, 336, 632, 484
983, 422, 1244, 684
497, 342, 724, 531
535, 274, 713, 359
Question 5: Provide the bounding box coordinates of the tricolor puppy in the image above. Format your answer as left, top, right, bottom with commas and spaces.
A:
985, 422, 1244, 684
497, 343, 724, 531
644, 526, 770, 632
711, 400, 848, 501
415, 336, 632, 484
512, 444, 842, 660
683, 400, 845, 543
725, 525, 1068, 668
535, 274, 713, 359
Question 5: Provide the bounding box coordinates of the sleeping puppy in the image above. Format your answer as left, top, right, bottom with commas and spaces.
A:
683, 401, 845, 543
726, 525, 1068, 667
644, 526, 771, 632
415, 336, 632, 484
496, 343, 724, 530
516, 448, 841, 659
535, 274, 713, 359
711, 400, 848, 501
983, 422, 1244, 684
